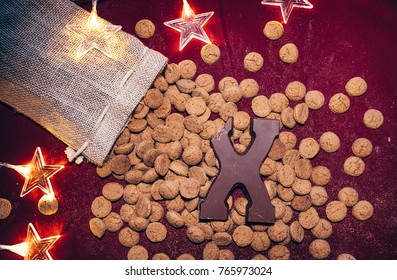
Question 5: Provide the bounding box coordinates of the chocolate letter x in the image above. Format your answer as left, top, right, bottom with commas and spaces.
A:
200, 118, 279, 224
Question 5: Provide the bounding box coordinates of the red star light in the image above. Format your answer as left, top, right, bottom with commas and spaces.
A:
261, 0, 313, 23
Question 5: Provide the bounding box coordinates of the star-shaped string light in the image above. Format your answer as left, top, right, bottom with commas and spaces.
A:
66, 0, 121, 59
261, 0, 313, 23
0, 223, 60, 260
164, 0, 214, 51
0, 147, 64, 197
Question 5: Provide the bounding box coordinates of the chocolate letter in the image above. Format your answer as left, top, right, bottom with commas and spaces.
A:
200, 118, 279, 224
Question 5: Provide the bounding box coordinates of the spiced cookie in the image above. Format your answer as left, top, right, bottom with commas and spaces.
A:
285, 81, 306, 101
233, 225, 254, 247
89, 217, 106, 239
0, 198, 11, 220
293, 103, 309, 125
305, 90, 325, 110
178, 60, 197, 79
320, 132, 341, 153
279, 43, 299, 64
118, 227, 140, 247
329, 93, 350, 114
352, 200, 374, 221
91, 196, 112, 218
311, 218, 332, 239
127, 245, 149, 260
310, 166, 331, 186
352, 138, 373, 158
146, 222, 167, 242
343, 156, 365, 177
268, 245, 290, 260
309, 239, 330, 259
252, 95, 272, 117
102, 182, 124, 202
201, 44, 221, 65
326, 201, 347, 222
299, 138, 320, 159
310, 186, 328, 207
345, 77, 367, 97
338, 187, 359, 207
135, 19, 155, 39
244, 52, 264, 72
263, 20, 284, 40
240, 79, 259, 98
363, 109, 384, 129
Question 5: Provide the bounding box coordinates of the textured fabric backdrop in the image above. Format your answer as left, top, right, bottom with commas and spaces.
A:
0, 0, 396, 260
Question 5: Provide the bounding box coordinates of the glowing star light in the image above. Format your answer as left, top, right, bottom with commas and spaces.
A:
66, 0, 121, 59
0, 147, 64, 197
261, 0, 313, 23
0, 223, 60, 260
164, 0, 214, 51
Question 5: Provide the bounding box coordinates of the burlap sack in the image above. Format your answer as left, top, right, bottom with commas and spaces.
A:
0, 0, 167, 165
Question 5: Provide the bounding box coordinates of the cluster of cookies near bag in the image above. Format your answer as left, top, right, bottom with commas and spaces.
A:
88, 19, 383, 260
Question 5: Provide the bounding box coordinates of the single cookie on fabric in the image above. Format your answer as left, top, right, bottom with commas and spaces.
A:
176, 79, 196, 94
311, 166, 331, 186
208, 92, 226, 113
285, 81, 306, 101
38, 195, 59, 215
289, 221, 305, 243
179, 178, 200, 199
186, 226, 205, 244
152, 253, 170, 260
277, 184, 295, 202
219, 249, 235, 260
102, 182, 124, 202
252, 95, 272, 117
299, 138, 320, 159
251, 232, 271, 251
294, 158, 312, 180
277, 165, 296, 187
268, 220, 289, 243
110, 154, 131, 175
91, 196, 112, 218
146, 222, 167, 242
201, 44, 221, 65
195, 74, 215, 92
292, 179, 312, 195
345, 77, 367, 97
320, 132, 341, 153
244, 52, 264, 72
279, 43, 299, 64
326, 201, 347, 222
338, 187, 359, 207
233, 111, 250, 130
291, 195, 311, 212
309, 239, 331, 259
329, 93, 350, 114
103, 212, 123, 232
154, 75, 168, 92
178, 59, 197, 79
363, 109, 384, 129
213, 232, 233, 247
263, 20, 284, 40
185, 97, 207, 116
269, 93, 289, 113
311, 218, 333, 239
352, 138, 373, 158
337, 253, 356, 260
268, 139, 286, 161
165, 63, 181, 84
305, 90, 325, 110
129, 217, 149, 232
182, 146, 203, 166
352, 200, 374, 221
177, 254, 195, 260
298, 207, 320, 229
279, 131, 297, 150
127, 245, 149, 260
89, 217, 106, 239
203, 242, 220, 260
144, 88, 164, 109
240, 79, 259, 98
135, 19, 155, 39
166, 210, 184, 228
310, 186, 328, 207
268, 245, 290, 260
219, 102, 238, 122
344, 156, 365, 177
118, 227, 140, 247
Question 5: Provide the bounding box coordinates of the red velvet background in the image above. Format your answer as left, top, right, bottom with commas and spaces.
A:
0, 0, 396, 260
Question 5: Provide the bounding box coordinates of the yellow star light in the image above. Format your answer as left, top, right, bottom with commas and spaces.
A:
66, 0, 121, 59
0, 223, 60, 260
261, 0, 313, 23
164, 0, 214, 51
11, 147, 64, 197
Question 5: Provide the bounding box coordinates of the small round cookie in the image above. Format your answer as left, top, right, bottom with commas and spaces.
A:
118, 227, 140, 247
240, 79, 259, 98
233, 225, 254, 247
185, 97, 207, 117
345, 77, 367, 97
298, 207, 320, 229
251, 232, 271, 251
292, 179, 312, 195
203, 242, 220, 260
363, 109, 384, 129
178, 59, 197, 79
102, 182, 124, 202
213, 232, 233, 247
219, 249, 235, 260
263, 20, 284, 40
182, 146, 203, 166
285, 81, 306, 101
219, 77, 238, 92
305, 90, 325, 110
279, 131, 297, 150
291, 195, 311, 212
179, 178, 200, 199
269, 93, 289, 113
352, 200, 374, 221
310, 166, 331, 186
219, 102, 238, 122
208, 92, 226, 113
38, 194, 59, 215
201, 44, 221, 65
268, 245, 290, 260
309, 239, 331, 259
91, 196, 112, 218
233, 111, 251, 130
144, 88, 164, 109
299, 138, 320, 159
281, 107, 296, 129
310, 186, 328, 207
222, 85, 243, 103
311, 219, 332, 239
165, 63, 181, 84
352, 138, 373, 158
289, 221, 305, 243
127, 245, 149, 260
279, 43, 299, 64
252, 95, 271, 117
152, 253, 170, 260
177, 254, 195, 260
343, 156, 365, 177
103, 212, 123, 232
277, 165, 296, 187
135, 19, 155, 39
244, 52, 264, 73
320, 132, 341, 153
329, 93, 350, 114
293, 103, 309, 125
268, 221, 289, 243
338, 187, 359, 207
110, 154, 131, 175
186, 226, 205, 244
294, 158, 312, 180
195, 74, 215, 92
337, 253, 356, 260
146, 222, 167, 242
89, 217, 106, 239
326, 201, 347, 222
